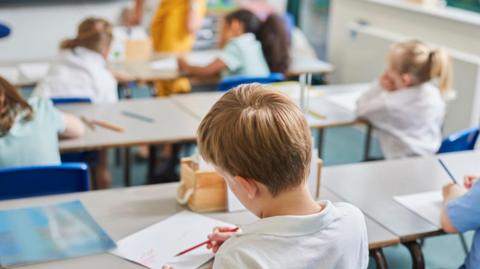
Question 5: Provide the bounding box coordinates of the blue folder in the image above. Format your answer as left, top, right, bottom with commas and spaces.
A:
0, 200, 115, 267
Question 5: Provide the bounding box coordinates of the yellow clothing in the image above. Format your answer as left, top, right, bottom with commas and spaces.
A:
150, 0, 207, 96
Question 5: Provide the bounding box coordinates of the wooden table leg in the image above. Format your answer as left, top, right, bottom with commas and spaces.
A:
123, 147, 131, 187
403, 241, 425, 269
370, 248, 388, 269
317, 128, 325, 159
363, 123, 373, 161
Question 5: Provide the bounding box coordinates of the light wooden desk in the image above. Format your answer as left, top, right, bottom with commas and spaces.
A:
0, 184, 398, 269
58, 98, 200, 186
110, 50, 334, 84
323, 150, 480, 269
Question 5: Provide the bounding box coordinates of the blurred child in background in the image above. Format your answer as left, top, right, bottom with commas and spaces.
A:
356, 40, 452, 159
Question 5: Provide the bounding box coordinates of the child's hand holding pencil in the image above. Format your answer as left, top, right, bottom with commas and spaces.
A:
206, 227, 240, 254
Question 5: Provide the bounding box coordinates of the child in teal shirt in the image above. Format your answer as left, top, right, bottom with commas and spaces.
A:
0, 76, 84, 168
177, 9, 289, 77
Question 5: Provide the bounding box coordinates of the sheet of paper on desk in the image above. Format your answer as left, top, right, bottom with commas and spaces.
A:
393, 190, 443, 227
18, 62, 50, 81
0, 66, 20, 84
325, 90, 367, 112
112, 211, 235, 269
0, 200, 116, 268
151, 57, 178, 71
186, 51, 218, 67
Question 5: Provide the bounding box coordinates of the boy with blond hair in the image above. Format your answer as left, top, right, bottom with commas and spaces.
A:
197, 84, 369, 268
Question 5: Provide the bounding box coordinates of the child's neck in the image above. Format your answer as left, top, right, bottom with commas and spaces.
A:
259, 186, 323, 218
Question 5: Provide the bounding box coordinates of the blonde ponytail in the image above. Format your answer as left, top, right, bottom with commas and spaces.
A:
429, 48, 453, 95
390, 40, 453, 96
60, 38, 78, 50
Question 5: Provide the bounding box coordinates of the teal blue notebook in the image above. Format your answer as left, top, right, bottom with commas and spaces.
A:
0, 200, 115, 267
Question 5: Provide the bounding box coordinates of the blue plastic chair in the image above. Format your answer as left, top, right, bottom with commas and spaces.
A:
218, 73, 285, 92
437, 127, 480, 154
0, 163, 90, 200
0, 23, 10, 38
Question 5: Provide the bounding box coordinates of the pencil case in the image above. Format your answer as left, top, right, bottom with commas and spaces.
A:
177, 158, 227, 212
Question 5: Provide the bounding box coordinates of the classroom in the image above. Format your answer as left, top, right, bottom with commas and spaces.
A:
0, 0, 479, 268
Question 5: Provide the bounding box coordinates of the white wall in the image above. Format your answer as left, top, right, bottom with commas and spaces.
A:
328, 0, 480, 83
0, 0, 131, 62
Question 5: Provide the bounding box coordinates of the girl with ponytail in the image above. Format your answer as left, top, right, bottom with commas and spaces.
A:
33, 17, 119, 189
33, 17, 118, 104
178, 9, 290, 77
357, 40, 452, 159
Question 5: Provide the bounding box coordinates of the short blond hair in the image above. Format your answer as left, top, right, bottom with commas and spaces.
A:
197, 84, 312, 196
390, 40, 453, 95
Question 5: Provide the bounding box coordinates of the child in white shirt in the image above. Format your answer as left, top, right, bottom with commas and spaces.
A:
33, 18, 119, 188
33, 17, 118, 104
357, 40, 452, 159
193, 84, 369, 268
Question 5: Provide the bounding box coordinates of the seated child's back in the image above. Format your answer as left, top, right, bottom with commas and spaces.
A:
0, 76, 84, 168
197, 84, 368, 269
33, 17, 118, 104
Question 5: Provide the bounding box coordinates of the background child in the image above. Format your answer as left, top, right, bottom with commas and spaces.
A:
193, 84, 368, 268
33, 17, 118, 104
33, 17, 121, 188
356, 40, 452, 159
0, 76, 84, 167
177, 9, 289, 77
442, 176, 480, 269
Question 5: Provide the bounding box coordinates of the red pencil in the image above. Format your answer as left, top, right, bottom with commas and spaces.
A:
174, 227, 239, 257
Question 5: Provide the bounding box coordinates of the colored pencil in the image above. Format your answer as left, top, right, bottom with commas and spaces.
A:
174, 227, 239, 257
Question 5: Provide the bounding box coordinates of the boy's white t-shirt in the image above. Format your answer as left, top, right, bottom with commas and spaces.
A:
33, 47, 118, 104
213, 201, 369, 269
356, 81, 445, 159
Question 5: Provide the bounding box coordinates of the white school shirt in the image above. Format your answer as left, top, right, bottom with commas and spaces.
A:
356, 81, 445, 159
213, 201, 369, 269
33, 47, 118, 104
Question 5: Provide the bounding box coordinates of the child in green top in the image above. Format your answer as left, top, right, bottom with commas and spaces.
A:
178, 9, 289, 77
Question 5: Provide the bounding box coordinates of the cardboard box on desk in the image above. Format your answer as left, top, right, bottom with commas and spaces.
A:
177, 157, 323, 213
125, 39, 152, 62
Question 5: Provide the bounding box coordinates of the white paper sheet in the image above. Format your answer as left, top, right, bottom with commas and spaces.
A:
325, 90, 367, 112
112, 211, 234, 269
18, 62, 50, 82
150, 51, 218, 71
0, 67, 20, 84
150, 57, 178, 71
393, 190, 443, 227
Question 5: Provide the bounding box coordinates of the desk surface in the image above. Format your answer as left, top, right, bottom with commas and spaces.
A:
323, 150, 480, 241
172, 83, 368, 128
0, 183, 398, 269
3, 50, 334, 87
59, 98, 200, 152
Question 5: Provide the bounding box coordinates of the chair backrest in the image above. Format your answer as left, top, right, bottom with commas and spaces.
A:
437, 127, 480, 154
51, 97, 92, 105
0, 163, 90, 200
218, 73, 285, 92
0, 23, 10, 38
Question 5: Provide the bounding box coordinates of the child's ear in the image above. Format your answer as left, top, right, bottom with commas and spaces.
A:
234, 176, 258, 199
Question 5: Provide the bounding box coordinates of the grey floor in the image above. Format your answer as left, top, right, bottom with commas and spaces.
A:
108, 126, 470, 269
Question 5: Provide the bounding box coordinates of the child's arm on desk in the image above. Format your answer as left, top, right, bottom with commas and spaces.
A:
178, 57, 226, 77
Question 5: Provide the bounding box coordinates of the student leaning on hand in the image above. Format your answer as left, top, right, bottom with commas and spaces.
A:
442, 176, 480, 269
